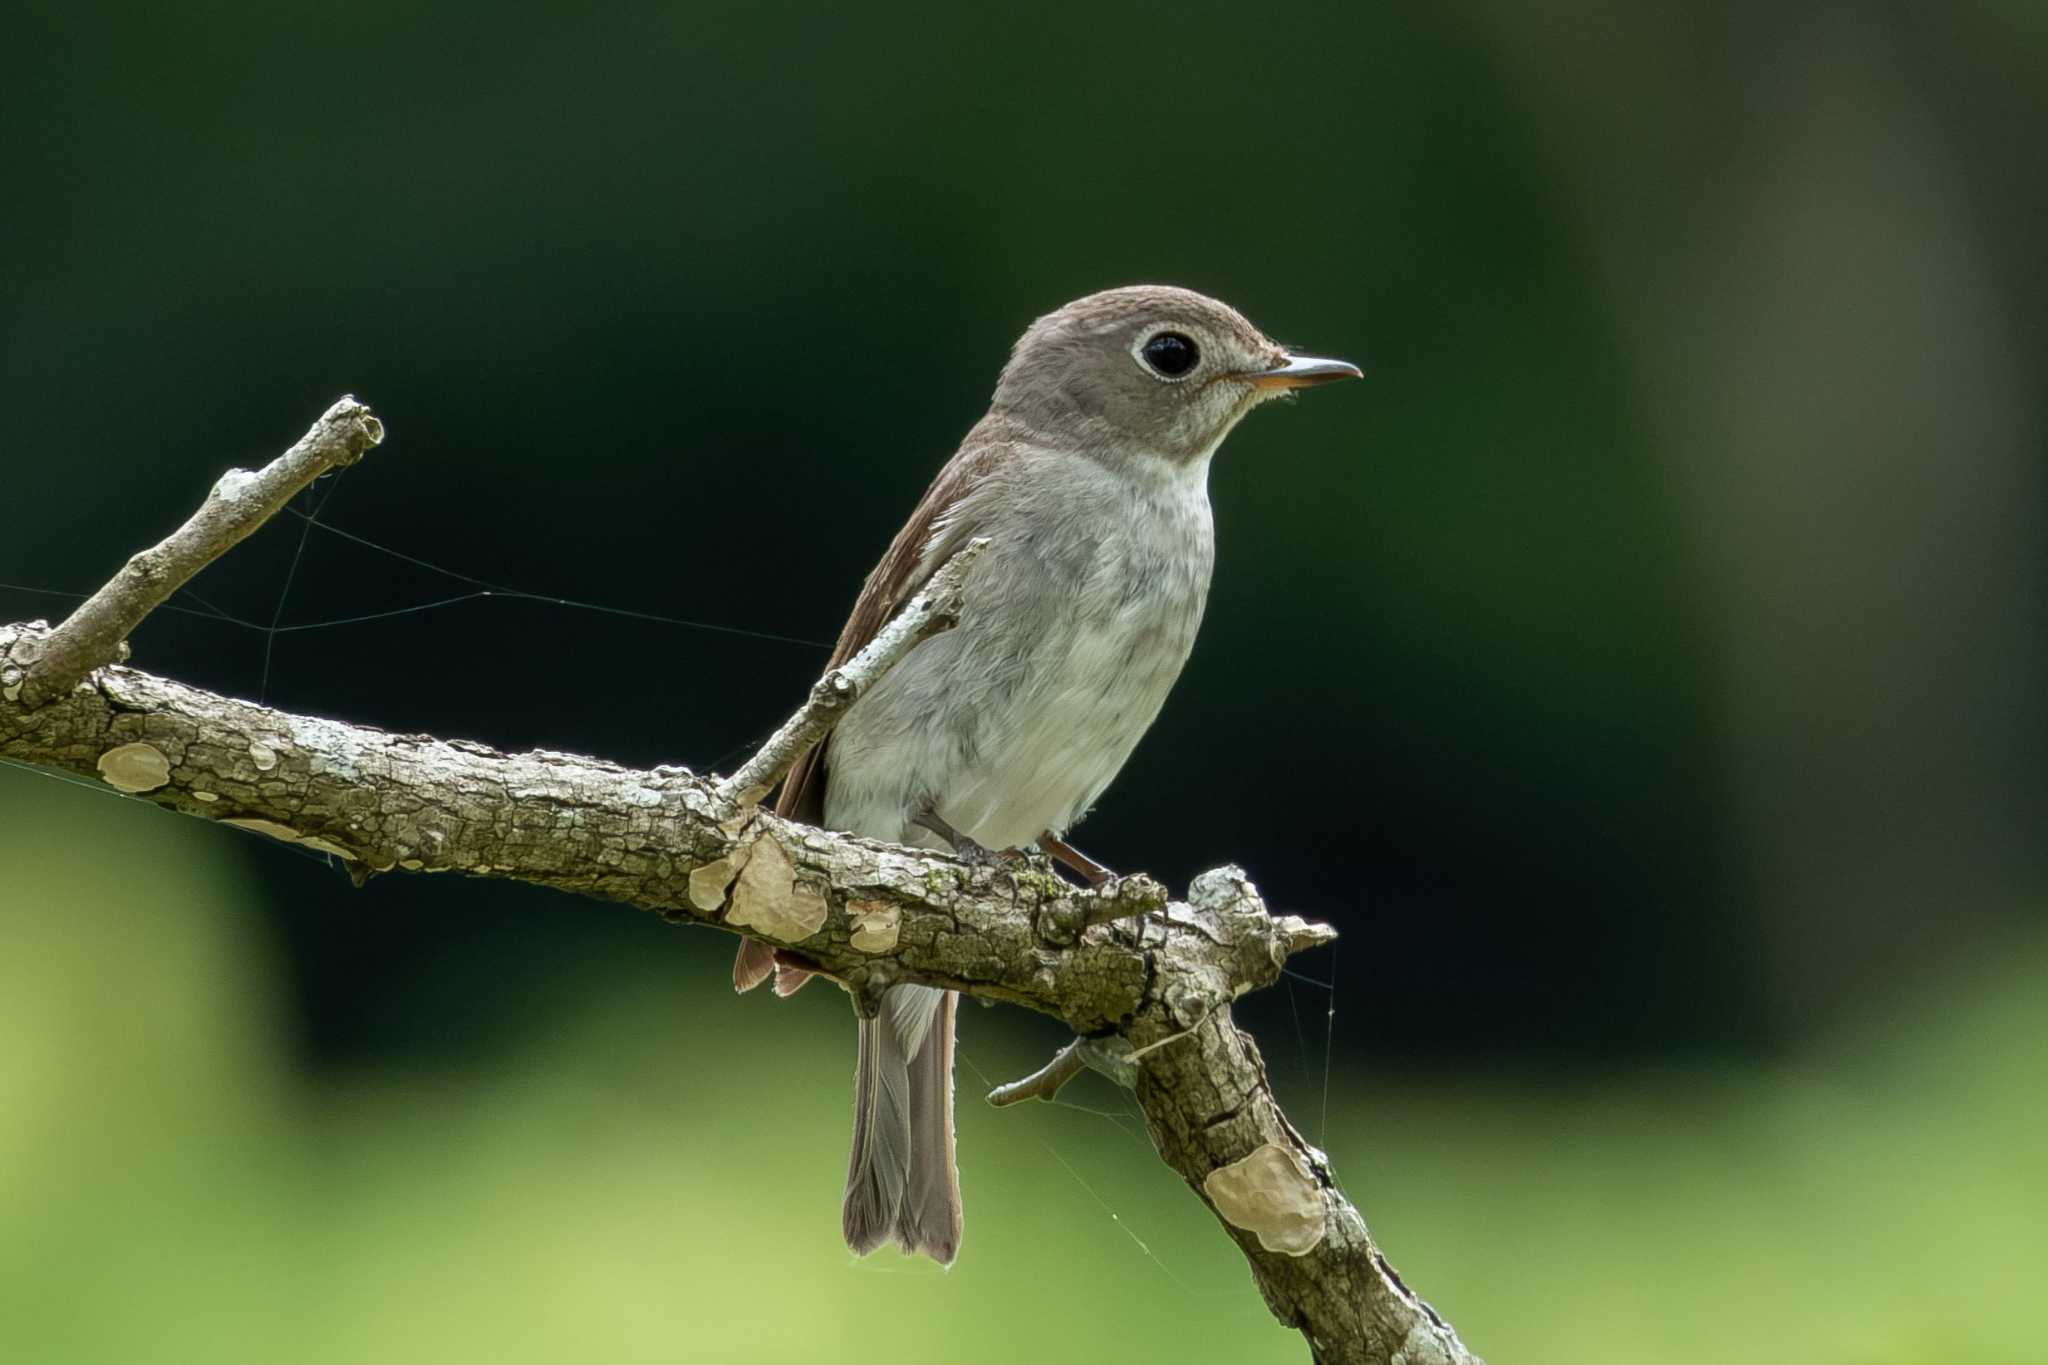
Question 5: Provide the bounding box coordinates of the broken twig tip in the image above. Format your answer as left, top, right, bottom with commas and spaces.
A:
1277, 915, 1338, 957
986, 1038, 1087, 1107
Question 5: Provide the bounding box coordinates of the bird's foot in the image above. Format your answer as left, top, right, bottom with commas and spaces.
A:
957, 836, 1021, 870
912, 799, 1033, 871
1038, 832, 1116, 888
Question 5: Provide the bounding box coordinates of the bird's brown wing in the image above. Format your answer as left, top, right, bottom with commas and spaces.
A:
733, 427, 1010, 993
774, 434, 1007, 823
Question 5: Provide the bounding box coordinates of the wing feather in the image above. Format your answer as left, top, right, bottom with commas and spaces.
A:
773, 430, 1008, 823
734, 421, 1013, 993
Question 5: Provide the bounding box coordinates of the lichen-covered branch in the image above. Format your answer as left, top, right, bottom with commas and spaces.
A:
0, 398, 1479, 1365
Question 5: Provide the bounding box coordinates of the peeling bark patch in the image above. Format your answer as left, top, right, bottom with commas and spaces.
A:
722, 835, 827, 943
688, 856, 740, 912
97, 741, 171, 792
1203, 1143, 1326, 1256
221, 816, 304, 843
218, 816, 358, 861
848, 899, 901, 952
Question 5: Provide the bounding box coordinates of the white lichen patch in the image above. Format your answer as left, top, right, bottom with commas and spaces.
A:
248, 742, 278, 771
721, 835, 827, 943
213, 468, 259, 502
284, 713, 363, 779
97, 742, 172, 793
848, 900, 901, 953
192, 790, 219, 802
688, 855, 741, 912
1188, 864, 1257, 912
1203, 1142, 1326, 1256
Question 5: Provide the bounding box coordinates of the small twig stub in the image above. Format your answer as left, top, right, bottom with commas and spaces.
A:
986, 1039, 1088, 1107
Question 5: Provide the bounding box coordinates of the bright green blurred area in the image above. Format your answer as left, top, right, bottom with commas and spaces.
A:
6, 771, 2041, 1364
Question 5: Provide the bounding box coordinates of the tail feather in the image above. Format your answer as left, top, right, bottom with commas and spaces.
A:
843, 985, 961, 1264
844, 1011, 912, 1254
773, 964, 817, 996
732, 937, 776, 993
903, 991, 959, 1254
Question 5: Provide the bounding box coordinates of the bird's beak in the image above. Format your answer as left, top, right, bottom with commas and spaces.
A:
1242, 354, 1364, 391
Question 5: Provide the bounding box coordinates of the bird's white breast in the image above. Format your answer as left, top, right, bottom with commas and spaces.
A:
825, 447, 1215, 852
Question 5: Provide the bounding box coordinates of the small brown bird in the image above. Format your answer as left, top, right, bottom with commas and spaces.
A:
734, 285, 1359, 1263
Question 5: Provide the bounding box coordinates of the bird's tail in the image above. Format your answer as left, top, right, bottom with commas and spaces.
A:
843, 984, 961, 1264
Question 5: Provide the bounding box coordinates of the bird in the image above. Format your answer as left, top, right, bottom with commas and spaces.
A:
733, 284, 1360, 1265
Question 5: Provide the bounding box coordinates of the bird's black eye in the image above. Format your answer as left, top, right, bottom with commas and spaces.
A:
1140, 331, 1199, 378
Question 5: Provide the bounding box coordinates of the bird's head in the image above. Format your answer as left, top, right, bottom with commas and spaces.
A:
992, 284, 1360, 465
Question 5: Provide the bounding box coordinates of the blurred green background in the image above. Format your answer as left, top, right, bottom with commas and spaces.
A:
3, 3, 2043, 1361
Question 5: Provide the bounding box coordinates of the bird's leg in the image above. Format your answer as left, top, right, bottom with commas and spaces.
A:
911, 797, 1012, 868
1038, 832, 1115, 888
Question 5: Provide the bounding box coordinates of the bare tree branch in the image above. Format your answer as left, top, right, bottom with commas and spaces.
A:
15, 397, 384, 709
713, 536, 988, 809
0, 398, 1480, 1365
